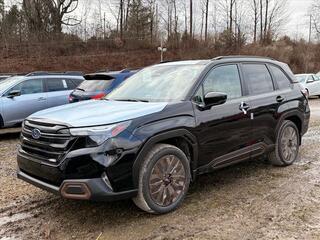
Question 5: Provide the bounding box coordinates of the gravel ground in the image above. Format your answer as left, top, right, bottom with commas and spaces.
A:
1, 100, 320, 240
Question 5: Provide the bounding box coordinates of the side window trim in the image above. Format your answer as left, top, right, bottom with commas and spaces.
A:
192, 63, 244, 103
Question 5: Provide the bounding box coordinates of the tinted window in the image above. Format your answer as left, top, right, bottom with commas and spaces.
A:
202, 65, 242, 100
307, 75, 314, 81
77, 80, 114, 92
269, 65, 291, 90
70, 78, 83, 86
242, 64, 274, 95
7, 79, 43, 95
46, 79, 68, 92
66, 79, 77, 89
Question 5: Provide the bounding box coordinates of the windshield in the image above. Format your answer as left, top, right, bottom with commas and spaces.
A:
0, 76, 24, 92
295, 75, 307, 83
107, 64, 205, 102
77, 79, 114, 92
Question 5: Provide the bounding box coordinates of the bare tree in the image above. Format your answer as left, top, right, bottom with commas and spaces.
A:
189, 0, 193, 38
311, 0, 320, 34
251, 0, 259, 42
205, 0, 210, 41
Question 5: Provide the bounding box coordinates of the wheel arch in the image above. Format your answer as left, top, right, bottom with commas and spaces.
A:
132, 129, 198, 188
278, 111, 303, 144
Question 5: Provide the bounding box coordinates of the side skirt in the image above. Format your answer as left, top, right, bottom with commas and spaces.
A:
196, 143, 274, 175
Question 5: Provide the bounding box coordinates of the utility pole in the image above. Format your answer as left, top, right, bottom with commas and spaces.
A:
309, 14, 312, 43
104, 12, 106, 40
158, 36, 167, 62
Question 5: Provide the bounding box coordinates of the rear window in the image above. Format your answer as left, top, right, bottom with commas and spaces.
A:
269, 65, 291, 90
242, 64, 274, 95
46, 79, 69, 92
77, 79, 114, 92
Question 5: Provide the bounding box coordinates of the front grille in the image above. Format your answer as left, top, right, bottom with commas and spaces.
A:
20, 120, 77, 165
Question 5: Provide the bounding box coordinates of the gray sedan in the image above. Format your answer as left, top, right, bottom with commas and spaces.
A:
0, 72, 83, 128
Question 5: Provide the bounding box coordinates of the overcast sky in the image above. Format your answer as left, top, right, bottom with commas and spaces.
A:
287, 0, 314, 40
4, 0, 316, 41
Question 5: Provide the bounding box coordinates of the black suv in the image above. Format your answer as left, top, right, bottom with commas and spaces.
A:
17, 56, 310, 214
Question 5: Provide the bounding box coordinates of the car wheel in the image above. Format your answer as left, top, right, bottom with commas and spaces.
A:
268, 120, 300, 166
133, 144, 191, 214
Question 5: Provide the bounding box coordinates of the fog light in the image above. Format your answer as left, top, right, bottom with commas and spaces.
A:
60, 182, 91, 200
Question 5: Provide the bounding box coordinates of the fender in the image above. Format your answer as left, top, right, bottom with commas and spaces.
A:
132, 129, 198, 188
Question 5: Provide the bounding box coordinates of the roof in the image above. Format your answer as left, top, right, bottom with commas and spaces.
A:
157, 56, 280, 67
159, 60, 211, 66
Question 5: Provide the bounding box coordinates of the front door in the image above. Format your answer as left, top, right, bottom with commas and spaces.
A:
193, 64, 253, 171
1, 79, 47, 126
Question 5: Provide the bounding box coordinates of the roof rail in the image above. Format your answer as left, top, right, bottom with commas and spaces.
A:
212, 55, 275, 61
26, 71, 83, 77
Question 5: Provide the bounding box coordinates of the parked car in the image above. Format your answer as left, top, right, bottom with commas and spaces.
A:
0, 74, 13, 81
17, 56, 309, 214
69, 69, 138, 103
0, 72, 84, 128
295, 73, 320, 98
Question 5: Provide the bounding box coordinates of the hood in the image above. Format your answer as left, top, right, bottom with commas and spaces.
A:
29, 100, 167, 127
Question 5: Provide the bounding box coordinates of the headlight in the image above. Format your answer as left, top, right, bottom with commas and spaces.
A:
69, 121, 131, 146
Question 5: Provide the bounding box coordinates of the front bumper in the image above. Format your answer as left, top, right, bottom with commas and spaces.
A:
17, 169, 137, 201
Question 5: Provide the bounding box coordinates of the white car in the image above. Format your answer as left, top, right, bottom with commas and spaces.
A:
295, 74, 320, 98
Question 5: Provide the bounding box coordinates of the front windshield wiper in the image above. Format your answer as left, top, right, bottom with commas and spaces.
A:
76, 87, 85, 92
113, 98, 149, 103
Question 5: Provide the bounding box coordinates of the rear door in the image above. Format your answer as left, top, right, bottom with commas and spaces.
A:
241, 63, 283, 152
45, 78, 72, 108
2, 79, 46, 126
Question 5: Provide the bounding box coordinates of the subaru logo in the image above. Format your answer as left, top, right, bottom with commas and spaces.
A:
31, 128, 41, 140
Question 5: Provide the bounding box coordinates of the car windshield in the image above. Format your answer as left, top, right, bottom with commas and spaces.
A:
77, 79, 114, 92
295, 75, 307, 83
107, 64, 206, 102
0, 76, 24, 91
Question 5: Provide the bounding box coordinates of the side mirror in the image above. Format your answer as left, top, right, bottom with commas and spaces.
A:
7, 90, 21, 98
204, 92, 227, 107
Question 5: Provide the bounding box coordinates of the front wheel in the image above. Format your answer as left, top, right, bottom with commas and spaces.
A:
268, 120, 300, 166
133, 144, 191, 214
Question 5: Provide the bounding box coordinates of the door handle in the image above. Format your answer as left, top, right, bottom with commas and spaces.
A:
38, 97, 46, 101
276, 96, 284, 102
239, 102, 250, 115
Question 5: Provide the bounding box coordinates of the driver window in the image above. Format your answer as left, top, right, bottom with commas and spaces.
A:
7, 79, 43, 96
203, 65, 242, 100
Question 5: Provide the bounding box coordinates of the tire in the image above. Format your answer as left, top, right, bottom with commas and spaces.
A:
133, 144, 191, 214
0, 114, 3, 128
268, 120, 300, 166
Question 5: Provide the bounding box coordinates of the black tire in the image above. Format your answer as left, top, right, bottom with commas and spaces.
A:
0, 114, 3, 128
133, 144, 191, 214
268, 120, 300, 166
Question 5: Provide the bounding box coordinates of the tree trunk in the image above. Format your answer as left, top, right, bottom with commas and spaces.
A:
205, 0, 209, 41
189, 0, 193, 39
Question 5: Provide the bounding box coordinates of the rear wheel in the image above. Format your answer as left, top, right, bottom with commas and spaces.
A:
133, 144, 191, 214
268, 120, 300, 166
